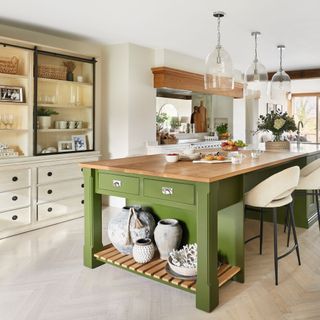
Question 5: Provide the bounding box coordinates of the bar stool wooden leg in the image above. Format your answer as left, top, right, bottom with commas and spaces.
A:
289, 202, 301, 265
273, 208, 279, 286
259, 209, 263, 255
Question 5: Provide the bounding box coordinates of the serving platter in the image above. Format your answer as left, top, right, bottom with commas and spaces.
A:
192, 159, 232, 164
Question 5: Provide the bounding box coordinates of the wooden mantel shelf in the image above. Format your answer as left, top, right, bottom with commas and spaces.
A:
151, 66, 244, 99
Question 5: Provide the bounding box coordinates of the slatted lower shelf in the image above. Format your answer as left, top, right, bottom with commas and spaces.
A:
94, 244, 241, 292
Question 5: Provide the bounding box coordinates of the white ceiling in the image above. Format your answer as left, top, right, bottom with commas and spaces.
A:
1, 0, 320, 72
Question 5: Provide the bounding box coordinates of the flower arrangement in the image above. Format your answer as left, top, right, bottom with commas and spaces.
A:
256, 110, 297, 141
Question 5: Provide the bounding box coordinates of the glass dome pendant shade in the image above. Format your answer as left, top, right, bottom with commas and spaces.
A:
245, 31, 268, 96
204, 11, 234, 91
269, 45, 291, 103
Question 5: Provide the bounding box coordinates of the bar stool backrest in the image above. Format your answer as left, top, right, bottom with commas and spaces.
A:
245, 166, 300, 208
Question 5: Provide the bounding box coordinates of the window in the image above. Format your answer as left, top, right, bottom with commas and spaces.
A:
291, 94, 319, 143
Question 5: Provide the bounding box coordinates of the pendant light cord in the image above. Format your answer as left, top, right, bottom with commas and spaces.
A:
254, 33, 258, 63
279, 47, 283, 72
216, 15, 221, 64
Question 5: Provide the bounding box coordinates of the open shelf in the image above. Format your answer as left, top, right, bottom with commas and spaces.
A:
0, 129, 28, 132
0, 73, 29, 80
38, 77, 93, 87
38, 128, 92, 133
37, 103, 92, 109
94, 244, 241, 292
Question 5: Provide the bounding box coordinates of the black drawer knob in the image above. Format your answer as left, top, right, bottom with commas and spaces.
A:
81, 200, 84, 204
12, 215, 18, 220
12, 196, 18, 201
47, 207, 52, 212
47, 189, 53, 194
47, 172, 53, 177
81, 183, 84, 188
12, 176, 18, 182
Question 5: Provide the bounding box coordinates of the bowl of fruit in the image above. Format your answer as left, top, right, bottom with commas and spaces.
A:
221, 140, 247, 151
165, 153, 179, 163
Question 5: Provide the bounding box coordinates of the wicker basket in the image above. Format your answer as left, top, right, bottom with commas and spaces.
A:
38, 65, 67, 80
0, 56, 19, 75
265, 141, 290, 151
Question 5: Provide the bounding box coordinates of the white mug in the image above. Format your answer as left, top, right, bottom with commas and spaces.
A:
68, 120, 76, 129
59, 121, 67, 129
75, 120, 83, 129
77, 75, 83, 83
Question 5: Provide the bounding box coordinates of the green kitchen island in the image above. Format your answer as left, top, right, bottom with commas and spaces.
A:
81, 144, 320, 312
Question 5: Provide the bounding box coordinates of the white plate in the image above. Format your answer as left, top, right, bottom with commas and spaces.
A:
179, 153, 201, 161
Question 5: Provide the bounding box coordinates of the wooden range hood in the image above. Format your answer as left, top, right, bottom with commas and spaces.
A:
151, 67, 244, 99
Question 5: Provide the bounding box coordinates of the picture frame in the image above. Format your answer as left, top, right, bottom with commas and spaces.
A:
72, 134, 87, 151
0, 85, 24, 103
58, 140, 75, 152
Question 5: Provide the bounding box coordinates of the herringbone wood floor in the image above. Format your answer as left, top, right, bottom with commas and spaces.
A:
0, 207, 320, 320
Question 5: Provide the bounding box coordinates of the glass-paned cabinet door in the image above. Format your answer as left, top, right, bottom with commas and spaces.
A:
35, 50, 95, 155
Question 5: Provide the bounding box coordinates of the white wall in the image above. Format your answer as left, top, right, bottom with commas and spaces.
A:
291, 78, 320, 93
101, 43, 155, 159
154, 48, 205, 74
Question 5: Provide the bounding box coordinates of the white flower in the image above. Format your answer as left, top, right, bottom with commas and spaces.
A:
274, 118, 286, 130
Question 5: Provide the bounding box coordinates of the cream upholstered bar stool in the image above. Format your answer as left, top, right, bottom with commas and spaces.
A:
285, 158, 320, 244
244, 166, 301, 285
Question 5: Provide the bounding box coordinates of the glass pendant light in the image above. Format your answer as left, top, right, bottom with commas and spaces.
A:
204, 11, 234, 91
245, 31, 268, 95
269, 45, 291, 103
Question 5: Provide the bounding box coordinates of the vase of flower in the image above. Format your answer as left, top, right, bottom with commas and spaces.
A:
256, 110, 297, 150
63, 61, 76, 82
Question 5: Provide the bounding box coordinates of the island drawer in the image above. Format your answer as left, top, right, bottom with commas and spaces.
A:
0, 188, 31, 212
0, 207, 31, 231
38, 163, 82, 184
37, 178, 84, 202
143, 179, 195, 205
97, 172, 140, 196
37, 196, 84, 221
0, 169, 31, 192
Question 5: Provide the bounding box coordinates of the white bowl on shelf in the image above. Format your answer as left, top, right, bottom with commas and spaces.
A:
168, 256, 197, 277
165, 154, 179, 163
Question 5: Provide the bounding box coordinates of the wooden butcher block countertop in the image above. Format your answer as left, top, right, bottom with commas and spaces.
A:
81, 144, 320, 183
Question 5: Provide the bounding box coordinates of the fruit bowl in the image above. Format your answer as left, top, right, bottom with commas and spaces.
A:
165, 153, 179, 163
221, 145, 238, 151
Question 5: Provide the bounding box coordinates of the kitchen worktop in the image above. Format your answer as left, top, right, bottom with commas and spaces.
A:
81, 144, 320, 183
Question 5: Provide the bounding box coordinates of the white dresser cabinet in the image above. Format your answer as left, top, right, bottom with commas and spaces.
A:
0, 152, 99, 239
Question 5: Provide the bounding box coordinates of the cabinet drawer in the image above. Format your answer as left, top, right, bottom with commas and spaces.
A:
0, 207, 31, 232
97, 172, 140, 195
0, 188, 31, 212
0, 169, 30, 192
143, 179, 195, 205
38, 179, 84, 202
38, 163, 82, 184
37, 196, 84, 221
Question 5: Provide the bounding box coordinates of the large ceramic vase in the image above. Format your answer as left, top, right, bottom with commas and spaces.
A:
154, 219, 182, 260
107, 206, 155, 255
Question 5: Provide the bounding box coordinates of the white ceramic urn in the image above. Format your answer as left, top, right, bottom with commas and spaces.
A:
154, 219, 182, 260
